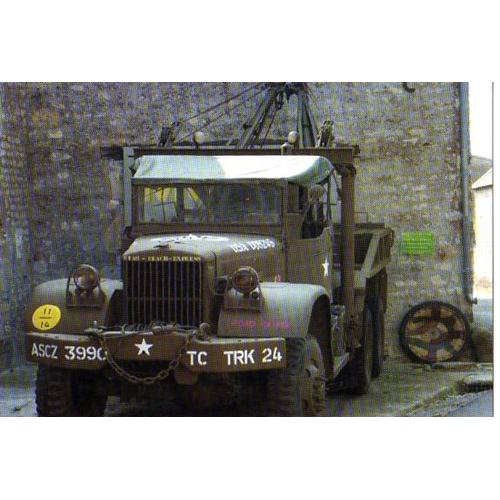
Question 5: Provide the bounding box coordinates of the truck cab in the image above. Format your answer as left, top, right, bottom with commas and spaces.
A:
125, 154, 339, 310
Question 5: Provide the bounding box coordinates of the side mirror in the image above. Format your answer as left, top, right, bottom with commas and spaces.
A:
307, 184, 327, 225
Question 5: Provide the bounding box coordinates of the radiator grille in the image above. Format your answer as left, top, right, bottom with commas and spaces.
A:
123, 259, 203, 327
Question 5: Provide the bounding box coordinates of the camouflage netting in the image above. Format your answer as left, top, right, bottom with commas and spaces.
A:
0, 83, 472, 369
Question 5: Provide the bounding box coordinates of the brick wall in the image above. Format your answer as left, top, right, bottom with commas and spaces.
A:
0, 82, 471, 369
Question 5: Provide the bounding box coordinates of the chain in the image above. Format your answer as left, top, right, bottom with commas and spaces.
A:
94, 329, 197, 385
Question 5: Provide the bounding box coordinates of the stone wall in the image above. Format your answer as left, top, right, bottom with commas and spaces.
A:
0, 82, 471, 369
0, 84, 34, 367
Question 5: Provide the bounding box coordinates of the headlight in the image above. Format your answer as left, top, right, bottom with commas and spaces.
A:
73, 264, 100, 291
232, 267, 259, 295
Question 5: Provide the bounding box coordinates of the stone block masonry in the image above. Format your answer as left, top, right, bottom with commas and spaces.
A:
0, 83, 472, 369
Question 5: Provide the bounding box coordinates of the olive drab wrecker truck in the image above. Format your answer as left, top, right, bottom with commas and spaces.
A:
25, 83, 394, 416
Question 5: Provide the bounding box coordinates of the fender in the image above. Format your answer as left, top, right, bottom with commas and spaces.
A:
25, 279, 123, 334
218, 282, 329, 339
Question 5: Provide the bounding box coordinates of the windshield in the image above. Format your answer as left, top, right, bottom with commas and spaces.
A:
134, 183, 282, 225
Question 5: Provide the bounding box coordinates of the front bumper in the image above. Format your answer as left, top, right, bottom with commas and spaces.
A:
25, 328, 286, 373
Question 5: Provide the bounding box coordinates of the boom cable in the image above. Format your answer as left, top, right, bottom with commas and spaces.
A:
307, 87, 323, 127
259, 101, 278, 147
174, 86, 268, 144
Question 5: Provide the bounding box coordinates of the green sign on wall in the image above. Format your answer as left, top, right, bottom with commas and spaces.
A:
399, 231, 434, 255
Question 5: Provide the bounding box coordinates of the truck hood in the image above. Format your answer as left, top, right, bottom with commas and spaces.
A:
123, 233, 284, 281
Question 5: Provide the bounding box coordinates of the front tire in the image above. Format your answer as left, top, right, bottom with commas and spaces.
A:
35, 365, 107, 417
267, 336, 327, 416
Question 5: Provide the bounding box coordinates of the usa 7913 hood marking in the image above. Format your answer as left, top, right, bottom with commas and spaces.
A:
152, 234, 230, 244
230, 238, 276, 253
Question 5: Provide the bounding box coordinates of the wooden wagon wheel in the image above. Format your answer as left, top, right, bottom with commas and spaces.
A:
399, 301, 470, 363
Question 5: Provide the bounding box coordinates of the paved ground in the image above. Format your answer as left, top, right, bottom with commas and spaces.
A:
408, 390, 493, 417
446, 390, 493, 417
0, 360, 493, 417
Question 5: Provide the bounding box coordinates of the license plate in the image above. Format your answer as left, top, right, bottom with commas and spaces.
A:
185, 345, 284, 368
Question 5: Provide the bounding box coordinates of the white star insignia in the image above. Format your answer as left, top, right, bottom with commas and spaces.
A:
322, 257, 330, 277
135, 338, 153, 356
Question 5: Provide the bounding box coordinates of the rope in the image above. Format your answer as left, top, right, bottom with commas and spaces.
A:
175, 83, 262, 127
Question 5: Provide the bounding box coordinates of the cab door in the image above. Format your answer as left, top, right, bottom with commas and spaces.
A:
287, 180, 333, 299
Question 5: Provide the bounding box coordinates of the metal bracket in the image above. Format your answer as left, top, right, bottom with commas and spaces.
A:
123, 147, 135, 227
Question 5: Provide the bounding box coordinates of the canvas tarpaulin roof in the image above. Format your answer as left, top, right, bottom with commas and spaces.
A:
133, 155, 333, 187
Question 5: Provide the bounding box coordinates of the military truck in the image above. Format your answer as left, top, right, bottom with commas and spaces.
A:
25, 143, 393, 416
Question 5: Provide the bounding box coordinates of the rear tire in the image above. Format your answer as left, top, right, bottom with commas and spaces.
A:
36, 365, 107, 417
346, 305, 374, 395
267, 336, 327, 416
368, 297, 385, 378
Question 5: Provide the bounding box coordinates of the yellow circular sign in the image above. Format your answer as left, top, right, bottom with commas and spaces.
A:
32, 304, 61, 331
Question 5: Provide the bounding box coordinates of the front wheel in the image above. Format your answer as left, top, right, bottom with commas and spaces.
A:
267, 336, 327, 416
35, 365, 107, 417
